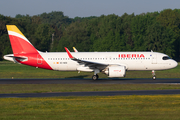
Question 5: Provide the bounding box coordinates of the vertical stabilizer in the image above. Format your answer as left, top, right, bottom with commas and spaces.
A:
6, 25, 37, 55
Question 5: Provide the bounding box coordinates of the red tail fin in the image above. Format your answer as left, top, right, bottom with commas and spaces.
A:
6, 25, 38, 55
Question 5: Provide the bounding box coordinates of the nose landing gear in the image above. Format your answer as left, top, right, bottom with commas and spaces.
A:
152, 70, 156, 80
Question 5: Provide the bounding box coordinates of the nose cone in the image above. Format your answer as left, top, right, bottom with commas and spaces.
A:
171, 60, 178, 68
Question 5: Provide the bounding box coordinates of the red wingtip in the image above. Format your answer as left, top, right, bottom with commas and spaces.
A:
64, 47, 73, 58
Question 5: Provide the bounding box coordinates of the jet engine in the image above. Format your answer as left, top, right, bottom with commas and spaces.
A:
104, 66, 126, 77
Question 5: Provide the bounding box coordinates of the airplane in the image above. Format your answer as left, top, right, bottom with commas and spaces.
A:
4, 25, 178, 80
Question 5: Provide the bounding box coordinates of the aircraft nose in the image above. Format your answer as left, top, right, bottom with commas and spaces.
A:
171, 60, 178, 68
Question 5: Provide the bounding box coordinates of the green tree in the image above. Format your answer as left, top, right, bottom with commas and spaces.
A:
35, 24, 54, 52
157, 9, 180, 60
144, 22, 176, 57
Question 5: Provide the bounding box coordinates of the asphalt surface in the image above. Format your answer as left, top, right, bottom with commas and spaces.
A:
1, 90, 180, 98
0, 78, 180, 84
1, 78, 180, 98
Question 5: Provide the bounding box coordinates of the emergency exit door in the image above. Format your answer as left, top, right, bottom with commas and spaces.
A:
37, 54, 42, 64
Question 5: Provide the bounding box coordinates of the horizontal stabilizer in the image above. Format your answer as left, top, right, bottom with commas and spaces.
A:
3, 54, 28, 62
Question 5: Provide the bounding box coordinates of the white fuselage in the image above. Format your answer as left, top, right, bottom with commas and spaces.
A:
39, 51, 177, 71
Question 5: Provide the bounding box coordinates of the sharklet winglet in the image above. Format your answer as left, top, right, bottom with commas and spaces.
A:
64, 47, 73, 58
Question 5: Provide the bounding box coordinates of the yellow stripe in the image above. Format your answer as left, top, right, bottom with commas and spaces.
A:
6, 25, 25, 37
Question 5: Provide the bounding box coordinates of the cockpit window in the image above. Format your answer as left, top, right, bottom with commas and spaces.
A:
162, 56, 171, 60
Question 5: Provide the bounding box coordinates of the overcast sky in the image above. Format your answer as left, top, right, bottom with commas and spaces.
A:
0, 0, 180, 18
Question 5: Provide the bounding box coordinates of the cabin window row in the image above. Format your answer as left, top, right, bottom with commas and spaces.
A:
48, 58, 151, 60
48, 58, 70, 60
113, 58, 150, 60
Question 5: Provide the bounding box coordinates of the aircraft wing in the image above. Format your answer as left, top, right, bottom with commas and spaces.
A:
73, 47, 78, 52
65, 47, 108, 70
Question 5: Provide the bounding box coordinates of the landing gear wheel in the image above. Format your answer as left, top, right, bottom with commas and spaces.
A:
92, 74, 99, 80
92, 75, 97, 80
152, 70, 156, 80
152, 76, 156, 80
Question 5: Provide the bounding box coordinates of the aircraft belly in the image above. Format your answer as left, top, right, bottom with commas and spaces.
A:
127, 61, 150, 70
148, 63, 170, 70
128, 65, 146, 70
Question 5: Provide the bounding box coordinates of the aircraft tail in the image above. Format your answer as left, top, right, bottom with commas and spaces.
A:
6, 25, 37, 55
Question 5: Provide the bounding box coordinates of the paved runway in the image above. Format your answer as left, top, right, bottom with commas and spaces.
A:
0, 78, 180, 84
1, 78, 180, 97
1, 90, 180, 98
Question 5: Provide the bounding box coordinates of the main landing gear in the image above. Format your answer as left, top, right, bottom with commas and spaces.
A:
92, 69, 100, 80
92, 74, 99, 80
152, 70, 156, 80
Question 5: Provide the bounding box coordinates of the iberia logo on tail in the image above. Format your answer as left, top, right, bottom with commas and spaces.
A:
6, 25, 37, 54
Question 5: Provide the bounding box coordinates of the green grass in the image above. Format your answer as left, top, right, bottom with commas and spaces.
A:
1, 84, 180, 94
0, 95, 180, 120
0, 61, 180, 79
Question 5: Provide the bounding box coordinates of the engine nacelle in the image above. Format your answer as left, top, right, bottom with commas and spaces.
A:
105, 66, 126, 77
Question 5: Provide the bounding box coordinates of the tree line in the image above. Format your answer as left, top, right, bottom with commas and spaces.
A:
0, 9, 180, 61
